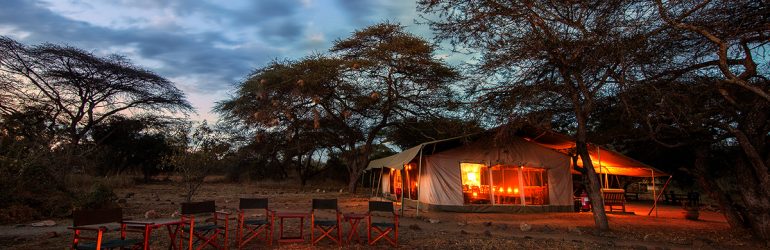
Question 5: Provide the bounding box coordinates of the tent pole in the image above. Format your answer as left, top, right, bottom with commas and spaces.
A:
518, 166, 526, 205
416, 148, 423, 217
405, 165, 412, 200
489, 165, 495, 205
648, 176, 672, 216
501, 168, 505, 205
400, 169, 405, 216
651, 170, 657, 217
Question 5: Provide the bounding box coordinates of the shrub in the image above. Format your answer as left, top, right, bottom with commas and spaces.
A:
0, 204, 41, 224
74, 183, 118, 210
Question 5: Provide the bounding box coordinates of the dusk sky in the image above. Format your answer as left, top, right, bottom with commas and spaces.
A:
0, 0, 454, 121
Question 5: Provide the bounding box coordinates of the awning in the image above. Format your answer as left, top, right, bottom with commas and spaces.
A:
518, 127, 669, 177
366, 144, 422, 170
366, 135, 468, 170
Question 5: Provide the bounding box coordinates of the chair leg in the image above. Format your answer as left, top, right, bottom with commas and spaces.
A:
337, 223, 342, 247
224, 226, 229, 250
95, 230, 103, 250
237, 222, 242, 249
394, 225, 399, 247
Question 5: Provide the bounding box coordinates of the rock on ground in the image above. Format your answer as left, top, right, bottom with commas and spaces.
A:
29, 220, 55, 227
519, 223, 532, 232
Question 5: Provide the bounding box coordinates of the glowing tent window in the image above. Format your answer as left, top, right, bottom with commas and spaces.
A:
487, 165, 549, 205
461, 163, 489, 204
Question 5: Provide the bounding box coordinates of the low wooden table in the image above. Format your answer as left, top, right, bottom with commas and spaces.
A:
343, 213, 366, 244
275, 211, 308, 245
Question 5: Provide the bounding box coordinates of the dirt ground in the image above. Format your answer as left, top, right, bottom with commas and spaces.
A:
0, 180, 765, 249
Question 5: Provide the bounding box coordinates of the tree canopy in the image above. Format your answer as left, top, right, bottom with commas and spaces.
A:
0, 36, 193, 145
217, 23, 460, 191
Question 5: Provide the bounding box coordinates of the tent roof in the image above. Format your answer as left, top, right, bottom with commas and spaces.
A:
367, 125, 669, 177
366, 136, 467, 171
515, 126, 669, 177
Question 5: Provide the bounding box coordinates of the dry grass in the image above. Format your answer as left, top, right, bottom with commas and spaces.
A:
1, 180, 764, 249
65, 174, 136, 190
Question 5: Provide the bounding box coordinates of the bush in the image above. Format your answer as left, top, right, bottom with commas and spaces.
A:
74, 183, 118, 210
0, 204, 41, 224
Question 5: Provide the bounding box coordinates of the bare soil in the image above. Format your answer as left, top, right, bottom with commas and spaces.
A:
0, 180, 764, 249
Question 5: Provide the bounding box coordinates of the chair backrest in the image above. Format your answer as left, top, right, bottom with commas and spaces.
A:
181, 200, 216, 215
312, 199, 338, 210
72, 207, 123, 227
239, 198, 268, 209
368, 201, 394, 213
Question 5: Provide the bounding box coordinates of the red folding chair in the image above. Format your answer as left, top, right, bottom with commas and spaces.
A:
310, 199, 342, 246
178, 201, 229, 250
69, 207, 153, 250
367, 201, 398, 247
237, 198, 274, 248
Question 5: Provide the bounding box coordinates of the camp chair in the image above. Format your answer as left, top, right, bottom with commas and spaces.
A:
179, 201, 229, 250
69, 207, 153, 250
310, 199, 342, 246
367, 201, 398, 247
237, 198, 274, 248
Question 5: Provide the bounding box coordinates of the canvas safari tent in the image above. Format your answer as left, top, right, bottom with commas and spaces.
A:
366, 126, 668, 213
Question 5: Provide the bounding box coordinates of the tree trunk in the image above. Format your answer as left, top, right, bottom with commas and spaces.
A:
345, 145, 372, 193
733, 154, 770, 240
576, 141, 610, 230
346, 154, 366, 193
693, 147, 749, 230
575, 110, 610, 231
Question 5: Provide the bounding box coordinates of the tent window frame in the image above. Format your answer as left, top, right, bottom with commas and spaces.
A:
459, 161, 491, 205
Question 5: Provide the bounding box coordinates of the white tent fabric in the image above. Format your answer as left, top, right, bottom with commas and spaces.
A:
381, 171, 390, 196
368, 127, 665, 209
417, 138, 572, 206
367, 145, 422, 171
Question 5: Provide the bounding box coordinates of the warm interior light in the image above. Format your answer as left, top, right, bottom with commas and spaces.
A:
498, 187, 503, 193
514, 188, 519, 194
507, 187, 513, 194
467, 172, 477, 183
461, 163, 485, 200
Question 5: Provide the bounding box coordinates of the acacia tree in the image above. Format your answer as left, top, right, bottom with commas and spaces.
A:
166, 121, 231, 202
218, 23, 458, 192
633, 0, 770, 240
418, 0, 657, 230
217, 56, 345, 186
0, 36, 192, 146
331, 23, 459, 192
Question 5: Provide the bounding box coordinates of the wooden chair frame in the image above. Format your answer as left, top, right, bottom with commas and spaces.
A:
310, 199, 342, 246
178, 201, 230, 250
236, 198, 274, 249
367, 201, 398, 247
601, 188, 626, 212
69, 207, 153, 250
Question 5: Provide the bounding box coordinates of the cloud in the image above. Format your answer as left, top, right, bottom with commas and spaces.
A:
0, 0, 443, 121
0, 0, 283, 116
